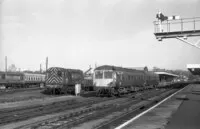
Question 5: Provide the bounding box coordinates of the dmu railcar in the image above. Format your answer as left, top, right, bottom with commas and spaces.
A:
0, 71, 45, 89
93, 65, 159, 96
45, 67, 84, 94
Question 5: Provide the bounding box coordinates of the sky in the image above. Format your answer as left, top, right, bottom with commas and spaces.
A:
0, 0, 200, 71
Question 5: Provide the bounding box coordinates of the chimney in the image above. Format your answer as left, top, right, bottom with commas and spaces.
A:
46, 57, 48, 71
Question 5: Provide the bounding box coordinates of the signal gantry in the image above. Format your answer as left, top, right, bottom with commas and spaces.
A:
154, 11, 200, 49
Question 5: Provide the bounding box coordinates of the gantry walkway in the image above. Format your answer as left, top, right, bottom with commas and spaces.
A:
154, 17, 200, 49
154, 17, 200, 39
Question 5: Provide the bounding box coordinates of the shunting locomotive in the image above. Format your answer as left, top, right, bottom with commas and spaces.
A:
45, 67, 84, 94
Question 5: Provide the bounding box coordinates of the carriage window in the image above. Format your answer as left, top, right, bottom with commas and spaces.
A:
95, 71, 103, 79
104, 71, 112, 79
2, 74, 5, 79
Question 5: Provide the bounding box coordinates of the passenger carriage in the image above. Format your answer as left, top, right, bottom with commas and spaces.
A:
93, 65, 160, 96
0, 71, 45, 88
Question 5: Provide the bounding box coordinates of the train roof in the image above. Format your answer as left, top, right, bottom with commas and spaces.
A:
146, 71, 158, 76
23, 72, 45, 76
95, 65, 145, 73
0, 71, 45, 76
0, 71, 24, 75
47, 67, 83, 73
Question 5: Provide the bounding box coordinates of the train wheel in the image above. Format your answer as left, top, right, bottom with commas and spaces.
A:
96, 89, 102, 97
108, 89, 112, 97
107, 89, 112, 97
96, 90, 99, 97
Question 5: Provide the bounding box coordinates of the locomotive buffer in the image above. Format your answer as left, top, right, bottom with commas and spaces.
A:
154, 11, 200, 49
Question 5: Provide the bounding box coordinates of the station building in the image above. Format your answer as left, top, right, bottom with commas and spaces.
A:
155, 72, 179, 82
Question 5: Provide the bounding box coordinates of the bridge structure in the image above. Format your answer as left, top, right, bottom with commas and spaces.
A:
187, 64, 200, 75
154, 16, 200, 49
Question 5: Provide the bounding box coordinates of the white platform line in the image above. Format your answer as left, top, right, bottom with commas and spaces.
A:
115, 87, 186, 129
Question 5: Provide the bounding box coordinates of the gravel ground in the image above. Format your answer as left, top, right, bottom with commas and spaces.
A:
0, 91, 77, 110
0, 98, 126, 129
0, 89, 48, 103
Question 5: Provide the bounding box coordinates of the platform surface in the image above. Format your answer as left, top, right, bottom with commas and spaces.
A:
165, 85, 200, 129
118, 84, 200, 129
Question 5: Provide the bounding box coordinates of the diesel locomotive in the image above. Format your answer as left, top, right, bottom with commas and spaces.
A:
45, 67, 85, 94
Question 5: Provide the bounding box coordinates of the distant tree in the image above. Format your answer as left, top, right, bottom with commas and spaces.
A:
152, 66, 165, 72
23, 70, 33, 73
8, 64, 17, 72
152, 66, 159, 72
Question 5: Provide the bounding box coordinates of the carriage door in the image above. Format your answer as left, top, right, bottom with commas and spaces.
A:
113, 72, 117, 83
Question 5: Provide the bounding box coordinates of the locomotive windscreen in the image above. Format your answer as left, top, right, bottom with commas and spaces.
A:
95, 71, 103, 79
104, 71, 112, 79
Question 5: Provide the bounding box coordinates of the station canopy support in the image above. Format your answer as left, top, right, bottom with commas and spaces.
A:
154, 16, 200, 49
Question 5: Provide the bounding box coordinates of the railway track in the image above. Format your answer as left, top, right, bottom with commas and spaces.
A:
0, 87, 42, 96
14, 89, 173, 129
0, 96, 114, 126
0, 89, 156, 128
94, 89, 176, 129
52, 89, 173, 129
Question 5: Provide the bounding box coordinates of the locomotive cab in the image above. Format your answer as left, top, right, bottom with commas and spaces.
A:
93, 68, 123, 96
93, 70, 117, 88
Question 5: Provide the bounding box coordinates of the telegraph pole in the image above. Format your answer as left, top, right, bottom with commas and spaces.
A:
5, 56, 7, 72
40, 64, 42, 73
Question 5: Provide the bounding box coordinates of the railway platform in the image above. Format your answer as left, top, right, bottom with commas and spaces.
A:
116, 84, 200, 129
